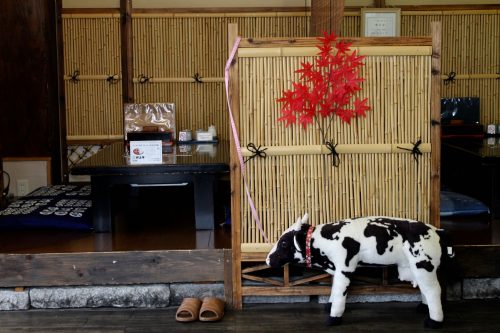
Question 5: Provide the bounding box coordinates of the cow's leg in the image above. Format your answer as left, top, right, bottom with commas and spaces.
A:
414, 269, 443, 328
416, 292, 429, 313
326, 271, 351, 326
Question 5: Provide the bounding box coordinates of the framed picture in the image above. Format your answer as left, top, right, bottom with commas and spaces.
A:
360, 8, 401, 37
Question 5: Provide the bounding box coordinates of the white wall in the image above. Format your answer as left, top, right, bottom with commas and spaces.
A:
2, 159, 51, 197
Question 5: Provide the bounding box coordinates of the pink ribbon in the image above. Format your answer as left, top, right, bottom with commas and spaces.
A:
224, 37, 269, 243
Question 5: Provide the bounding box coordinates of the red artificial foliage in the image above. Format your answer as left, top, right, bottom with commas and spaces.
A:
277, 32, 370, 139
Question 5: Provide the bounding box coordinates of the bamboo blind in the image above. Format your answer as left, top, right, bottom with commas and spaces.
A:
131, 15, 310, 141
236, 48, 433, 246
401, 11, 500, 125
62, 15, 123, 141
62, 10, 499, 144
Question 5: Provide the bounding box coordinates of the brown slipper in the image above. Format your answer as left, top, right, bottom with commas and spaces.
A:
175, 298, 202, 322
199, 297, 225, 322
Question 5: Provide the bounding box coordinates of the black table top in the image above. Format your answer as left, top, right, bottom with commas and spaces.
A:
442, 137, 500, 164
71, 141, 230, 176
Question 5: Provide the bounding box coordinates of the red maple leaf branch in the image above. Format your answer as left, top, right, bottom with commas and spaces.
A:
277, 32, 371, 142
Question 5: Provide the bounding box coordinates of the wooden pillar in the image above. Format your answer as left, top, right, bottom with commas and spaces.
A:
430, 21, 442, 227
310, 0, 344, 36
121, 0, 133, 104
228, 23, 242, 310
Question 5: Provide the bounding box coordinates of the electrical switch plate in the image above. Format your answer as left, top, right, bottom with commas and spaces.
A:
17, 179, 29, 197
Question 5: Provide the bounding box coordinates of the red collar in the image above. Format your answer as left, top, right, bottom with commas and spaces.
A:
305, 225, 314, 268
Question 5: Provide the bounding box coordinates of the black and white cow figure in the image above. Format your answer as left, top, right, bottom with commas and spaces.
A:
266, 214, 454, 329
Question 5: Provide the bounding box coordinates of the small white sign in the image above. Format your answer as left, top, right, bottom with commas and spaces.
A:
361, 8, 401, 37
130, 140, 162, 164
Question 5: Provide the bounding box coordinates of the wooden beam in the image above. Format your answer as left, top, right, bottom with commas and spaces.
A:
310, 0, 344, 36
455, 245, 500, 278
0, 250, 225, 288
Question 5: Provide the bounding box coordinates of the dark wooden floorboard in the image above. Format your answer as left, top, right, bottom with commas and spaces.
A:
0, 300, 499, 332
1, 182, 499, 255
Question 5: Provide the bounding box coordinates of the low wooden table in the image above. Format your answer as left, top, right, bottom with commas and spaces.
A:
442, 137, 500, 218
71, 141, 229, 233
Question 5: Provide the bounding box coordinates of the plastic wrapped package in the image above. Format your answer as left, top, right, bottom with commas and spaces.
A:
124, 103, 176, 140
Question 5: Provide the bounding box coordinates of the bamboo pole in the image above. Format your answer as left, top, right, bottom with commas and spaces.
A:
239, 143, 432, 156
238, 45, 433, 57
131, 77, 224, 83
440, 73, 500, 80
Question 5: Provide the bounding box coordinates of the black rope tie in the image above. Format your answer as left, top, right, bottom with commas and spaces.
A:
192, 73, 203, 83
106, 74, 119, 84
444, 71, 456, 85
244, 143, 267, 163
69, 70, 80, 83
398, 139, 423, 164
325, 141, 340, 168
138, 74, 150, 84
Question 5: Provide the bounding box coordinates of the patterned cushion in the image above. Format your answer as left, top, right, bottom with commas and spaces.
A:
0, 185, 93, 230
440, 191, 490, 217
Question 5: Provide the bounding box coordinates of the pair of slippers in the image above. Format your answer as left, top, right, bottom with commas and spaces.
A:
175, 297, 225, 323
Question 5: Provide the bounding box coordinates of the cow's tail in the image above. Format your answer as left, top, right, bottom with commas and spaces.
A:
436, 229, 463, 284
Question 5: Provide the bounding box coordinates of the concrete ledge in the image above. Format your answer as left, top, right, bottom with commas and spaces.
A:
1, 278, 499, 310
463, 278, 500, 299
30, 284, 170, 309
318, 293, 422, 304
244, 295, 310, 304
0, 289, 30, 310
170, 283, 224, 306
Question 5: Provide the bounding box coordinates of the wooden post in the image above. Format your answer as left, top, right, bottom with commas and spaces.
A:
430, 21, 442, 227
310, 0, 344, 36
228, 23, 243, 310
55, 0, 68, 183
121, 0, 133, 104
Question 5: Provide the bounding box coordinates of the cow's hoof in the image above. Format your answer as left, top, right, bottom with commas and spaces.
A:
424, 317, 443, 329
324, 302, 332, 313
416, 302, 429, 313
326, 316, 342, 326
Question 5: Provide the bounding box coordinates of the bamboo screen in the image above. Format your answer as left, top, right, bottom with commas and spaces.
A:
234, 41, 436, 247
131, 13, 310, 143
62, 10, 498, 145
402, 11, 500, 126
62, 14, 123, 141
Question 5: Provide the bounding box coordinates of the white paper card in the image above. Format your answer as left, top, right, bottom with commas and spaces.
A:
130, 140, 162, 164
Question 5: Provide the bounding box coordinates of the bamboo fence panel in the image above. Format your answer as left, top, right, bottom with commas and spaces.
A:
401, 11, 500, 124
131, 15, 310, 140
62, 9, 499, 144
62, 15, 123, 141
237, 46, 433, 245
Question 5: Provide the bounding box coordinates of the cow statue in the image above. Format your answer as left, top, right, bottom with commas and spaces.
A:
266, 213, 454, 329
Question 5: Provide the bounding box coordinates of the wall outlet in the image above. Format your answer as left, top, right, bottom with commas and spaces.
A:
17, 179, 29, 197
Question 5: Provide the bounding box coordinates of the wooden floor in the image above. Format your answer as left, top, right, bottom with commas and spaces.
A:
0, 184, 232, 253
0, 300, 499, 332
0, 182, 499, 254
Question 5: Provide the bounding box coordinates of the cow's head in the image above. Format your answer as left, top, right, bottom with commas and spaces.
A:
266, 213, 309, 268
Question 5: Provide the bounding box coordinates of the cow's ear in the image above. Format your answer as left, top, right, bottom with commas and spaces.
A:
291, 216, 304, 230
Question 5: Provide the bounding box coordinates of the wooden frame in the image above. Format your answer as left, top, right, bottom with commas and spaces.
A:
360, 8, 401, 37
227, 23, 442, 309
